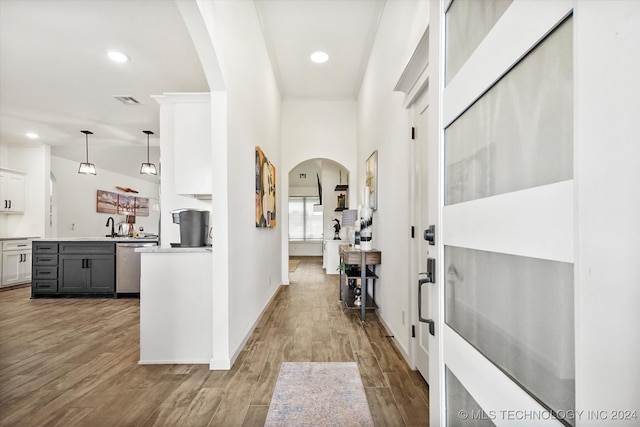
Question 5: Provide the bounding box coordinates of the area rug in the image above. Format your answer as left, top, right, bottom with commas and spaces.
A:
288, 259, 300, 272
265, 362, 374, 426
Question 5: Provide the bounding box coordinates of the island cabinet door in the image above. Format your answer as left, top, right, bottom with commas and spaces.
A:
86, 255, 115, 293
59, 254, 115, 293
59, 255, 86, 292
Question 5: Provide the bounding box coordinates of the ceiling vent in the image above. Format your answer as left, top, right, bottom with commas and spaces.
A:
113, 96, 142, 105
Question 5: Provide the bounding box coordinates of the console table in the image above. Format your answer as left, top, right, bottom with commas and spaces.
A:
339, 245, 381, 321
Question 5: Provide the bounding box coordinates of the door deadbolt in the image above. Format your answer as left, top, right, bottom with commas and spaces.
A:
423, 225, 435, 246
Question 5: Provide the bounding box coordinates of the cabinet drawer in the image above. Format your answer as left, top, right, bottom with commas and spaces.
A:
33, 242, 58, 253
32, 280, 58, 293
34, 254, 58, 265
59, 243, 115, 255
33, 266, 57, 279
340, 250, 381, 265
2, 240, 31, 251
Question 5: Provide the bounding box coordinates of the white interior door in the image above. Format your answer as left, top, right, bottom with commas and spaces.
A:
439, 1, 575, 425
411, 88, 431, 382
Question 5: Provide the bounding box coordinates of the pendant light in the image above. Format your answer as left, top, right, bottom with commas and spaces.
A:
78, 130, 96, 175
140, 130, 157, 175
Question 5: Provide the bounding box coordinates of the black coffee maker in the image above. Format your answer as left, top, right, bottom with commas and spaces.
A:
171, 209, 209, 247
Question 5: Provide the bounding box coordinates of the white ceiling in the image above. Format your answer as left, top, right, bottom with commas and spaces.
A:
0, 0, 385, 177
256, 0, 384, 98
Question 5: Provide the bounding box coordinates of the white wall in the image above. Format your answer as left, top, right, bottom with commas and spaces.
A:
50, 156, 160, 238
575, 1, 640, 420
356, 0, 429, 358
189, 0, 282, 368
289, 241, 322, 256
0, 144, 50, 238
281, 99, 357, 281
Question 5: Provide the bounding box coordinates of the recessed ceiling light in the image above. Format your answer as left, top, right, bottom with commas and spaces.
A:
310, 51, 329, 64
107, 50, 129, 63
25, 132, 39, 139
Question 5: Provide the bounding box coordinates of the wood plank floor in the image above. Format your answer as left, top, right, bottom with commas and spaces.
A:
0, 257, 428, 426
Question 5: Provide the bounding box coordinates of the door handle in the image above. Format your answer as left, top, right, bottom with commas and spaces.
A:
418, 275, 435, 336
86, 259, 90, 269
82, 259, 86, 268
8, 200, 11, 209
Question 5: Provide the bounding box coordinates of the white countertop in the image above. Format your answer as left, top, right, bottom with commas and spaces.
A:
35, 237, 159, 243
0, 236, 39, 241
136, 246, 211, 253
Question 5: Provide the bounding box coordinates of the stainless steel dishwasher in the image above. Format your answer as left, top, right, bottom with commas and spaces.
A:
116, 242, 157, 296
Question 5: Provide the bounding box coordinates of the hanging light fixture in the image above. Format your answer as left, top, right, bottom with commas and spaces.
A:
140, 130, 157, 175
78, 130, 96, 175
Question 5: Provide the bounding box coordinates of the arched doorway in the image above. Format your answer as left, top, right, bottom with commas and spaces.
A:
285, 158, 351, 280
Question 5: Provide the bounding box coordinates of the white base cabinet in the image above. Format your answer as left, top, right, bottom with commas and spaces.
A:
1, 240, 32, 287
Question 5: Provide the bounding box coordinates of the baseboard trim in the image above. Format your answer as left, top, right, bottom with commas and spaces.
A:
0, 282, 30, 292
209, 358, 231, 370
196, 284, 285, 371
139, 359, 210, 365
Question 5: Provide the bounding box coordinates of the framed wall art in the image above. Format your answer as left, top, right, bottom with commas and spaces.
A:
255, 146, 277, 227
365, 150, 378, 210
117, 195, 136, 215
96, 190, 118, 214
135, 197, 149, 216
97, 190, 150, 217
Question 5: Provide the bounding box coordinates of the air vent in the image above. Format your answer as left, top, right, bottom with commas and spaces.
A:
113, 96, 142, 105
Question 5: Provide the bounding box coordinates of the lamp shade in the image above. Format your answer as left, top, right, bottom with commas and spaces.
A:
78, 162, 96, 175
140, 163, 157, 175
341, 209, 357, 227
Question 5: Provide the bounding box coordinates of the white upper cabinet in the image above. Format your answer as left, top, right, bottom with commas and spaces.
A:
154, 93, 212, 197
0, 168, 26, 214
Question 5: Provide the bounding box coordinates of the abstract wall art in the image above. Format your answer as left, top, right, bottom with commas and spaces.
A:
256, 146, 277, 228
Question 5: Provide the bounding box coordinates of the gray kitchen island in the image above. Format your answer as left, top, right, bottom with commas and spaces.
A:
31, 237, 157, 298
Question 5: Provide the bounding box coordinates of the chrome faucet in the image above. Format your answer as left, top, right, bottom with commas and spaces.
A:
106, 217, 116, 237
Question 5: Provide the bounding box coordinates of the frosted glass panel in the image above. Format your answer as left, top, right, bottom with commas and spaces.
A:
445, 246, 574, 420
445, 17, 573, 205
445, 0, 513, 84
446, 367, 496, 427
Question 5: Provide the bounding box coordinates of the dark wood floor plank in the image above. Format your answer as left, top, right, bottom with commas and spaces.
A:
385, 371, 430, 426
176, 387, 224, 427
354, 350, 387, 389
241, 405, 269, 427
365, 387, 407, 427
207, 372, 259, 426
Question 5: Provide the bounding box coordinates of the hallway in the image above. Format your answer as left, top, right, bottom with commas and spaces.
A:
0, 257, 428, 426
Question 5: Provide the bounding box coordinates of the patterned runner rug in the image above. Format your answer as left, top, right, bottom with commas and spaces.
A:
265, 362, 374, 426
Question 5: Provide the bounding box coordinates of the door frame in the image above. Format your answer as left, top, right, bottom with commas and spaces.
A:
409, 87, 431, 381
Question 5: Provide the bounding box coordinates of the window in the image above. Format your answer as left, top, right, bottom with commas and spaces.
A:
288, 196, 323, 240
